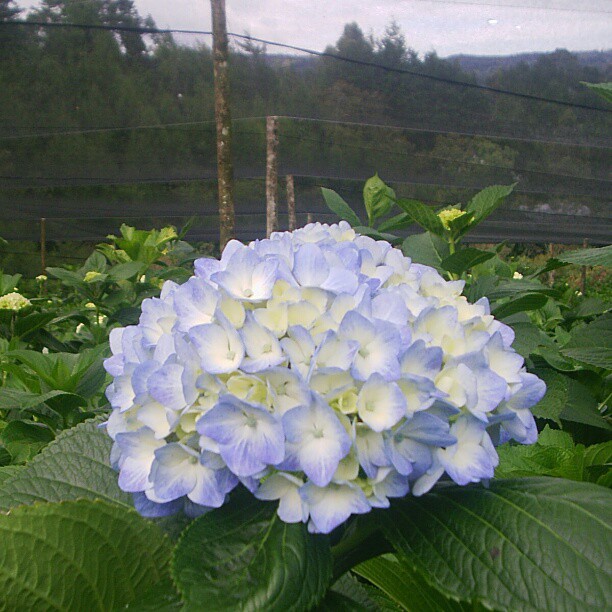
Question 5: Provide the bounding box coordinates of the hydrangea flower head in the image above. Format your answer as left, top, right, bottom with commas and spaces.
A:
0, 292, 31, 311
104, 221, 545, 533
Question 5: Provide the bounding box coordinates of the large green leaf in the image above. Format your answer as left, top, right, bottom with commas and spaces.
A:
464, 184, 515, 227
0, 499, 175, 611
561, 315, 612, 370
321, 188, 362, 227
558, 245, 612, 268
383, 478, 612, 611
0, 418, 131, 511
492, 293, 549, 319
531, 369, 611, 431
509, 321, 551, 358
355, 554, 474, 611
402, 232, 449, 272
172, 492, 332, 611
440, 247, 495, 275
395, 199, 445, 236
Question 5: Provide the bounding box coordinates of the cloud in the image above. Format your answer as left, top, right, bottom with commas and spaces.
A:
16, 0, 611, 56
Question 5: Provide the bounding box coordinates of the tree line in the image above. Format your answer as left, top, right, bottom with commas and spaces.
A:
1, 0, 610, 229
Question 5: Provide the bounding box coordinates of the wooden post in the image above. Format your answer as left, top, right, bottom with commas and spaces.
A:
211, 0, 235, 250
40, 217, 46, 274
286, 174, 296, 231
266, 116, 279, 237
307, 212, 313, 224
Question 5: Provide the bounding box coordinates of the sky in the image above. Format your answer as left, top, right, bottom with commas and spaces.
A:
16, 0, 612, 57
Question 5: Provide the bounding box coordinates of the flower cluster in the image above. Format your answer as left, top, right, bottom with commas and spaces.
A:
104, 222, 545, 533
0, 292, 31, 311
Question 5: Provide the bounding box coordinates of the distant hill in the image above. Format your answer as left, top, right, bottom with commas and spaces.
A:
447, 49, 612, 80
263, 49, 612, 82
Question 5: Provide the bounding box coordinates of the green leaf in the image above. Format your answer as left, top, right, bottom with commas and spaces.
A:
172, 492, 332, 611
0, 418, 131, 511
363, 174, 395, 225
558, 245, 612, 268
316, 573, 379, 611
487, 279, 556, 299
107, 261, 145, 281
570, 298, 610, 320
0, 466, 22, 485
46, 266, 84, 288
561, 315, 612, 370
355, 554, 474, 611
383, 478, 612, 611
509, 321, 550, 358
582, 81, 612, 104
497, 425, 612, 485
395, 199, 445, 236
402, 232, 449, 272
0, 420, 54, 464
531, 369, 567, 425
378, 212, 412, 233
492, 293, 549, 319
440, 248, 495, 275
321, 188, 362, 227
464, 184, 515, 227
13, 311, 55, 338
560, 377, 612, 431
0, 388, 72, 413
0, 499, 174, 611
81, 250, 108, 273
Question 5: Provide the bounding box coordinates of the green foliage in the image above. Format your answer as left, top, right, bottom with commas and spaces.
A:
557, 245, 612, 268
0, 209, 610, 609
321, 188, 362, 227
497, 426, 612, 486
355, 554, 475, 611
0, 499, 175, 611
582, 81, 612, 104
381, 478, 612, 611
172, 491, 332, 611
363, 174, 396, 226
0, 419, 131, 511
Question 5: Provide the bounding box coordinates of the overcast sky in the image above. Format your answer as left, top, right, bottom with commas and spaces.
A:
17, 0, 612, 57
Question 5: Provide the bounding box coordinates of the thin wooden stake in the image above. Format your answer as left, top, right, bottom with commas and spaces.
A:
286, 174, 296, 231
307, 212, 313, 224
266, 116, 279, 237
211, 0, 235, 250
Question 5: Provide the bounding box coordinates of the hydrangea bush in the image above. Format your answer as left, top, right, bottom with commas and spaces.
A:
104, 222, 545, 533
